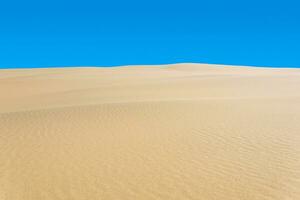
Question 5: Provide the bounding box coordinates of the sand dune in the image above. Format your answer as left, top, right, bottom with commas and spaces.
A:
1, 63, 300, 199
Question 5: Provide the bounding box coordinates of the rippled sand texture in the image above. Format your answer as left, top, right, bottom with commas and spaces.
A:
1, 64, 300, 200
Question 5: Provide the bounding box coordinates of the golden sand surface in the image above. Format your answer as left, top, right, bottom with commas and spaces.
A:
1, 64, 300, 199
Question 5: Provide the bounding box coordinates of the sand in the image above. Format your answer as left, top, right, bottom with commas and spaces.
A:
0, 63, 300, 200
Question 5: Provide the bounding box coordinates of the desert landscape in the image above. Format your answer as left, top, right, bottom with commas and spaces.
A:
0, 63, 300, 200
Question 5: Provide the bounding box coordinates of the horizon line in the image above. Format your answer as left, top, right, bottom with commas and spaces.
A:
1, 62, 300, 70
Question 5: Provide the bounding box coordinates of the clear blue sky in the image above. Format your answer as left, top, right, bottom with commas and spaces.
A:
0, 0, 299, 68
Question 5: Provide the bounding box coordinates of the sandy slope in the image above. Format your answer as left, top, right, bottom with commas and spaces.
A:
0, 63, 300, 200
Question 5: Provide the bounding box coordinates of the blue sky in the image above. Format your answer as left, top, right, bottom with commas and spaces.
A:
0, 0, 299, 68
